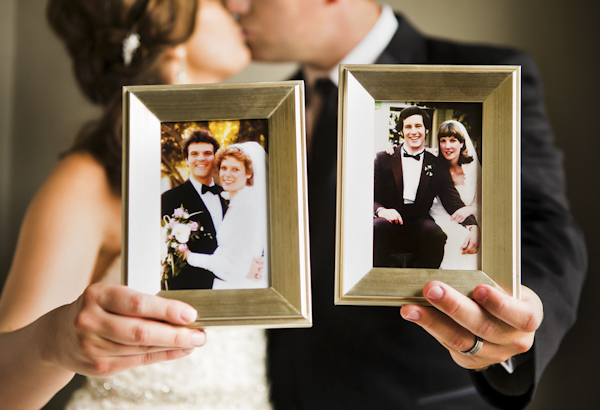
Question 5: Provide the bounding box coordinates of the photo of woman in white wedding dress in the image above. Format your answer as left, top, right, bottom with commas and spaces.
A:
429, 120, 481, 270
184, 141, 269, 289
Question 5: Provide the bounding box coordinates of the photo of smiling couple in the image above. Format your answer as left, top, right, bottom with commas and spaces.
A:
160, 122, 268, 291
374, 105, 481, 270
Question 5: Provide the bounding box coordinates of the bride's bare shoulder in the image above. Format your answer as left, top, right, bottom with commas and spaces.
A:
44, 151, 115, 197
54, 151, 107, 180
29, 151, 119, 221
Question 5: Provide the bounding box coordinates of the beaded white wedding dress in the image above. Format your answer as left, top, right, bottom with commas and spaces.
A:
66, 261, 272, 409
66, 327, 272, 410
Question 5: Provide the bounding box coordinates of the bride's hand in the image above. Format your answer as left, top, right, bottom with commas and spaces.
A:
246, 257, 265, 281
182, 249, 192, 261
451, 206, 476, 223
43, 283, 205, 377
461, 226, 479, 254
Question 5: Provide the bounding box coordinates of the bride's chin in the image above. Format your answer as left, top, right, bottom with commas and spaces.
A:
223, 56, 251, 80
222, 46, 251, 76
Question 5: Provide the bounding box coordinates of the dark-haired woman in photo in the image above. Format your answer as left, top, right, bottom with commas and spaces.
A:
429, 120, 481, 269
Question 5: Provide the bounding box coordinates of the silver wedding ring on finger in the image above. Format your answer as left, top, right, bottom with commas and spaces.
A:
459, 336, 484, 356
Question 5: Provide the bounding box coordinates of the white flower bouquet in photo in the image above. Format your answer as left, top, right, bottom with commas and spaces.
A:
161, 206, 209, 290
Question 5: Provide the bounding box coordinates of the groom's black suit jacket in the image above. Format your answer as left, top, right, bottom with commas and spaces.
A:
373, 146, 476, 225
267, 13, 587, 410
161, 179, 227, 290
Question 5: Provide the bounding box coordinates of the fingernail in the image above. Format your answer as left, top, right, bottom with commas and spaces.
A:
182, 348, 195, 355
181, 308, 198, 323
404, 310, 421, 321
475, 287, 489, 302
191, 332, 206, 347
427, 285, 444, 301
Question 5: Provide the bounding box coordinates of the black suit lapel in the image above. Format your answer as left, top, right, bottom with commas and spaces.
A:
376, 14, 428, 65
390, 146, 404, 198
414, 153, 433, 206
220, 195, 228, 216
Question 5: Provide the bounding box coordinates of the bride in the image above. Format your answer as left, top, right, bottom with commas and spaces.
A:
185, 141, 269, 290
429, 120, 481, 270
0, 0, 273, 409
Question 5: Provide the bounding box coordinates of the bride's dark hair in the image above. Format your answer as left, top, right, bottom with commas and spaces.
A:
437, 120, 474, 166
46, 0, 198, 192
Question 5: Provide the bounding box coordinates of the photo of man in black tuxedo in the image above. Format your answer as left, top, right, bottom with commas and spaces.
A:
161, 129, 227, 290
373, 106, 478, 268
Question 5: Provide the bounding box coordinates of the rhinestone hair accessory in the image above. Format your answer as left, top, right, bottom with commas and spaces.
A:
121, 0, 151, 66
122, 32, 141, 66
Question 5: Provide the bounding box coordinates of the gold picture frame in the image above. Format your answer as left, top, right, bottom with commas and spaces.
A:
123, 81, 311, 328
335, 65, 520, 306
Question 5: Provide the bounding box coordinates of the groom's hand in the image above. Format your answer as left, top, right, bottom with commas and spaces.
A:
376, 208, 403, 224
400, 281, 543, 370
451, 206, 476, 223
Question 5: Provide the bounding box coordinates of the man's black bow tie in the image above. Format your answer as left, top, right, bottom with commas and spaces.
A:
403, 151, 422, 160
202, 184, 222, 195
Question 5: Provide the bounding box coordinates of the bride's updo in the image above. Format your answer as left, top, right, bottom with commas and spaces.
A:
46, 0, 197, 192
47, 0, 197, 105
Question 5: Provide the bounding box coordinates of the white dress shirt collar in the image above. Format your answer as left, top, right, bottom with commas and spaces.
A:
400, 144, 424, 204
189, 177, 223, 231
303, 4, 398, 88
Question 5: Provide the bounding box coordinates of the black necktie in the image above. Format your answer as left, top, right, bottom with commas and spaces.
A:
403, 152, 421, 160
201, 184, 222, 195
308, 78, 338, 272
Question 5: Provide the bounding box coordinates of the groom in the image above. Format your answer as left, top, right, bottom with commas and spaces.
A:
373, 106, 478, 268
161, 129, 227, 290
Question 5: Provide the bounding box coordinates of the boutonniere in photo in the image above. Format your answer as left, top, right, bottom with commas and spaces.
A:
424, 164, 434, 177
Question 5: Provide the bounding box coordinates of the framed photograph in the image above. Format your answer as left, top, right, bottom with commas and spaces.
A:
335, 65, 520, 306
123, 81, 311, 327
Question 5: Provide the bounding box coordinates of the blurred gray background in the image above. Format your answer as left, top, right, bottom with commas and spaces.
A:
1, 0, 598, 408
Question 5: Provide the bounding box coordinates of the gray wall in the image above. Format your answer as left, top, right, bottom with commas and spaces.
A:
1, 0, 598, 409
0, 0, 16, 284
